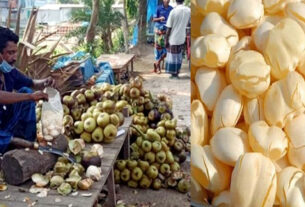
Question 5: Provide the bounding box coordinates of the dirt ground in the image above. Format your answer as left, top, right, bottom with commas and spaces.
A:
108, 46, 191, 207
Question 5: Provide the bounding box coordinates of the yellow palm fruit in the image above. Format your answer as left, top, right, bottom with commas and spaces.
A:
243, 97, 265, 126
191, 34, 231, 68
190, 176, 209, 205
195, 67, 227, 112
200, 12, 239, 47
263, 18, 305, 80
264, 71, 305, 128
263, 0, 299, 15
212, 190, 231, 207
191, 100, 209, 146
211, 85, 243, 135
196, 0, 230, 17
285, 2, 305, 32
191, 145, 232, 194
210, 127, 250, 166
248, 121, 288, 161
227, 0, 264, 29
252, 15, 283, 52
277, 167, 305, 207
228, 50, 271, 98
230, 153, 277, 207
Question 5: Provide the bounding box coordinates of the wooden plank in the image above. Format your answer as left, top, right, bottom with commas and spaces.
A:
121, 117, 132, 129
97, 54, 135, 70
104, 167, 116, 207
0, 117, 132, 206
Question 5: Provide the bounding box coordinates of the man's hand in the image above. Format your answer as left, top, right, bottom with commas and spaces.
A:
30, 91, 48, 102
160, 16, 165, 21
44, 76, 56, 88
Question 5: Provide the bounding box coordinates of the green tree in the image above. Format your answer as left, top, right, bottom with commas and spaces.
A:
126, 0, 138, 18
70, 0, 122, 53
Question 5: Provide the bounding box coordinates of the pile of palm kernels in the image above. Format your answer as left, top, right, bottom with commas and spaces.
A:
191, 0, 305, 206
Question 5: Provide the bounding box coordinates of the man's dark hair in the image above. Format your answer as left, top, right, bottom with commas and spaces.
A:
176, 0, 184, 3
0, 27, 19, 53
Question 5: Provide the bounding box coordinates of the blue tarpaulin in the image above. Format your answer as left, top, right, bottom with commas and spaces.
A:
52, 51, 87, 70
79, 58, 98, 82
96, 62, 115, 85
147, 0, 158, 22
131, 0, 158, 46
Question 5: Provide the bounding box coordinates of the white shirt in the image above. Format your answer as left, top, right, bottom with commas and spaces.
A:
166, 4, 190, 46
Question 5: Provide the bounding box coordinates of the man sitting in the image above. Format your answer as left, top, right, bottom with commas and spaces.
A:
0, 27, 55, 153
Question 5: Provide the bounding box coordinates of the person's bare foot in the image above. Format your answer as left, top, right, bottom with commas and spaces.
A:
152, 63, 157, 73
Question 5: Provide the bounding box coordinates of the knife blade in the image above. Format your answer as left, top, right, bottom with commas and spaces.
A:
38, 145, 76, 163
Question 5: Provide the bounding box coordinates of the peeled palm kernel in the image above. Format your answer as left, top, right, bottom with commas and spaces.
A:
191, 1, 305, 205
191, 80, 200, 102
200, 12, 239, 47
195, 67, 227, 111
196, 0, 230, 16
230, 153, 277, 207
191, 177, 209, 205
230, 36, 256, 55
273, 155, 290, 173
191, 100, 209, 146
284, 114, 305, 148
277, 167, 305, 207
252, 15, 283, 52
228, 50, 271, 98
263, 18, 305, 80
288, 142, 305, 170
263, 0, 299, 15
211, 85, 243, 135
191, 34, 231, 68
285, 2, 305, 32
227, 0, 264, 29
210, 127, 250, 166
212, 190, 231, 207
191, 145, 232, 194
192, 7, 205, 38
248, 121, 288, 161
264, 71, 305, 128
243, 97, 265, 125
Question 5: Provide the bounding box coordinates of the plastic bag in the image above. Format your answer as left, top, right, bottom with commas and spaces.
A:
41, 88, 64, 142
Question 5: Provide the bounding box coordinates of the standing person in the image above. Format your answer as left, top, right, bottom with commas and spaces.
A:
152, 0, 173, 73
165, 0, 190, 79
0, 26, 55, 153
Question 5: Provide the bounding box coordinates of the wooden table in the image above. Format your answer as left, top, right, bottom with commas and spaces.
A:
0, 117, 132, 207
97, 54, 135, 84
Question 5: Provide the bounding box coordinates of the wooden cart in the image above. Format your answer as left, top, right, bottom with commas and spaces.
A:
0, 118, 132, 207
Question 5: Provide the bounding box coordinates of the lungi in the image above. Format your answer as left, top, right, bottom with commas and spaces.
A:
0, 87, 36, 153
165, 44, 184, 75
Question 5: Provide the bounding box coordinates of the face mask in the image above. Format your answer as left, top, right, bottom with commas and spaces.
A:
0, 54, 13, 73
0, 60, 13, 73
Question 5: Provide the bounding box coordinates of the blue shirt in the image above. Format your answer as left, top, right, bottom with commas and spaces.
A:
0, 69, 33, 120
153, 4, 173, 28
0, 69, 33, 92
